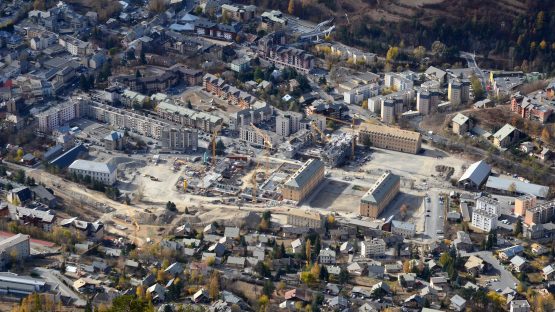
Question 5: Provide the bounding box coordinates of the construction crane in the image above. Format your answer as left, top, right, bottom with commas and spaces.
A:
310, 121, 328, 144
319, 115, 357, 159
249, 123, 273, 203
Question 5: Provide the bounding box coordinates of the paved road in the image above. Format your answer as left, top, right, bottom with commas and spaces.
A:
424, 190, 444, 240
34, 268, 86, 307
462, 250, 518, 291
460, 51, 487, 89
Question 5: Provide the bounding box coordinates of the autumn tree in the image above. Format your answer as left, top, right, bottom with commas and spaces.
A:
413, 46, 426, 60
305, 239, 312, 264
148, 0, 167, 13
402, 259, 411, 273
287, 0, 297, 15
386, 46, 399, 63
208, 272, 220, 301
33, 0, 46, 11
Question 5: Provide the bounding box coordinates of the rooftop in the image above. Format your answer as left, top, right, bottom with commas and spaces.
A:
283, 159, 324, 189
359, 124, 421, 141
485, 176, 549, 198
361, 172, 400, 204
69, 159, 115, 175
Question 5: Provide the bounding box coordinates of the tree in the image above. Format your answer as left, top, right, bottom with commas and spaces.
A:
400, 204, 409, 220
135, 69, 142, 78
166, 201, 177, 212
258, 295, 269, 312
338, 267, 349, 284
262, 279, 274, 297
215, 140, 226, 155
514, 218, 523, 236
542, 127, 551, 143
438, 252, 453, 267
305, 239, 312, 264
208, 272, 220, 301
148, 0, 167, 13
140, 49, 146, 65
287, 0, 296, 15
386, 46, 399, 63
413, 46, 426, 60
431, 41, 447, 57
403, 260, 411, 273
470, 74, 485, 100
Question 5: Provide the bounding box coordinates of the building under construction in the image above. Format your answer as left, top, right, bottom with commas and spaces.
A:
321, 133, 354, 167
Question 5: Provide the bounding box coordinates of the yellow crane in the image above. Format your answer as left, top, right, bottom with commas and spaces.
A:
249, 123, 273, 203
310, 121, 328, 144
320, 115, 357, 159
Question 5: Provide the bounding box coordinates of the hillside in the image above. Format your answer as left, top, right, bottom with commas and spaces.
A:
247, 0, 555, 73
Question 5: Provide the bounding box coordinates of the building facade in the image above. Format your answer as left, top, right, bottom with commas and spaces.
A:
360, 172, 400, 218
471, 209, 497, 232
358, 124, 421, 154
360, 238, 386, 257
515, 194, 537, 217
281, 159, 325, 202
36, 99, 85, 133
286, 210, 323, 229
68, 160, 117, 185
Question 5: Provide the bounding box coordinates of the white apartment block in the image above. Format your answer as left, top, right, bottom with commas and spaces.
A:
471, 209, 497, 232
276, 112, 302, 137
475, 196, 500, 215
360, 238, 386, 258
343, 83, 379, 105
319, 249, 336, 264
36, 100, 83, 133
68, 160, 117, 185
385, 73, 414, 91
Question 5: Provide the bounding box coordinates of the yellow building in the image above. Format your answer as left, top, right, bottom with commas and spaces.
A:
286, 210, 323, 229
358, 124, 421, 154
360, 172, 400, 218
281, 159, 325, 202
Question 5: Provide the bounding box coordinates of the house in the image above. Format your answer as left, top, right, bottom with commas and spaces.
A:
325, 283, 340, 295
510, 255, 527, 272
226, 256, 246, 268
347, 262, 363, 275
453, 231, 473, 252
398, 273, 416, 288
499, 245, 524, 260
543, 264, 555, 280
164, 262, 183, 276
284, 288, 310, 302
30, 185, 57, 208
223, 227, 240, 239
430, 276, 448, 289
208, 243, 226, 257
450, 295, 467, 312
464, 255, 485, 276
326, 296, 349, 310
326, 265, 341, 276
390, 220, 416, 238
6, 187, 32, 205
193, 288, 209, 303
510, 300, 531, 312
452, 113, 472, 135
147, 284, 165, 302
531, 243, 548, 256
493, 124, 520, 148
291, 238, 302, 254
340, 241, 354, 254
73, 278, 101, 294
318, 248, 336, 265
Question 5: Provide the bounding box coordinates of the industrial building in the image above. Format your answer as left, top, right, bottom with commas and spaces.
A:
358, 124, 421, 154
68, 160, 117, 185
360, 172, 400, 218
281, 159, 325, 202
0, 272, 47, 296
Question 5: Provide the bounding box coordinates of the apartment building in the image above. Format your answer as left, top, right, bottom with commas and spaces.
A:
59, 35, 92, 56
281, 159, 325, 202
229, 101, 274, 130
360, 172, 400, 218
343, 83, 379, 105
471, 209, 497, 232
156, 101, 223, 133
514, 194, 537, 217
510, 95, 553, 124
276, 112, 302, 137
448, 79, 470, 106
368, 90, 414, 114
360, 238, 386, 257
475, 196, 500, 215
416, 90, 441, 115
36, 100, 85, 133
203, 73, 257, 108
239, 125, 277, 148
358, 124, 422, 154
69, 160, 117, 185
221, 4, 256, 22
0, 234, 30, 264
452, 113, 473, 136
160, 128, 199, 152
524, 200, 555, 226
391, 220, 416, 238
493, 124, 520, 148
259, 44, 314, 73
384, 73, 414, 91
286, 209, 323, 229
381, 99, 396, 124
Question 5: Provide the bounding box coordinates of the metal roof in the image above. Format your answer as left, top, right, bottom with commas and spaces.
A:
493, 124, 517, 142
485, 176, 549, 198
284, 159, 324, 189
458, 160, 491, 185
361, 172, 400, 204
69, 159, 115, 175
452, 113, 469, 125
